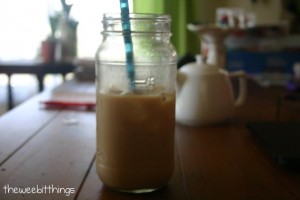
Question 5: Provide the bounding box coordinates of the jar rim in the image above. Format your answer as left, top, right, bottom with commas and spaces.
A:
102, 13, 171, 21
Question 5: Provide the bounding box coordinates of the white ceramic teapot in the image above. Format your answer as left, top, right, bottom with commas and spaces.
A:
176, 55, 247, 126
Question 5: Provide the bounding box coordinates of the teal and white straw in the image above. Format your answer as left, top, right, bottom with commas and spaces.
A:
119, 0, 135, 91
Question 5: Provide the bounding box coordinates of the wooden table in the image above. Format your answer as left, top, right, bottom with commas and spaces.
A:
0, 79, 299, 200
0, 60, 76, 109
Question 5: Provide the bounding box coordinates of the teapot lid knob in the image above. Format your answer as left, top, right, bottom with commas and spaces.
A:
195, 54, 208, 64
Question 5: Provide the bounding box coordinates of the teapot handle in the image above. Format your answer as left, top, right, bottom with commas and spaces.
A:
228, 70, 247, 107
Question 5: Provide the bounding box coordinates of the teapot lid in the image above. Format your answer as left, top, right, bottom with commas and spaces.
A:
179, 54, 219, 75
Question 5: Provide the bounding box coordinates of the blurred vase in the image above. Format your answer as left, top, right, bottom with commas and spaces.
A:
55, 15, 78, 62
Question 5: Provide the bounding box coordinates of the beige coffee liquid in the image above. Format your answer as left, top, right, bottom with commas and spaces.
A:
96, 91, 175, 192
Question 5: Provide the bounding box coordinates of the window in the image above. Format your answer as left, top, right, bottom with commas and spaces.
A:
0, 0, 133, 61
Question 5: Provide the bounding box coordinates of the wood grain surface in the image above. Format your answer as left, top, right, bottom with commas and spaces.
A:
0, 79, 299, 200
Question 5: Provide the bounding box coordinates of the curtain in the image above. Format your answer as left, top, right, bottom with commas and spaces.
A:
133, 0, 201, 56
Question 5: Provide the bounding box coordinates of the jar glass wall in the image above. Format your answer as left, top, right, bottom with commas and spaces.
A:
95, 13, 177, 193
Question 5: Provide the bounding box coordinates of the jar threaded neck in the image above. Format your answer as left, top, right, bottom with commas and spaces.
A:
102, 13, 171, 34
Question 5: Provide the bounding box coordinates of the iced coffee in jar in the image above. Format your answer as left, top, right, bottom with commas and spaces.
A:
95, 13, 177, 193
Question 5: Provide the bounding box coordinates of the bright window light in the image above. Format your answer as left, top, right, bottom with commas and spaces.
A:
0, 0, 133, 61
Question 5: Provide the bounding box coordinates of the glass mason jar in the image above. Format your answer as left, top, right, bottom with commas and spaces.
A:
95, 13, 177, 193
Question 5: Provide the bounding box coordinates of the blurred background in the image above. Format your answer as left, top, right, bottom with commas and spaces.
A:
0, 0, 129, 61
0, 0, 299, 60
0, 0, 300, 115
